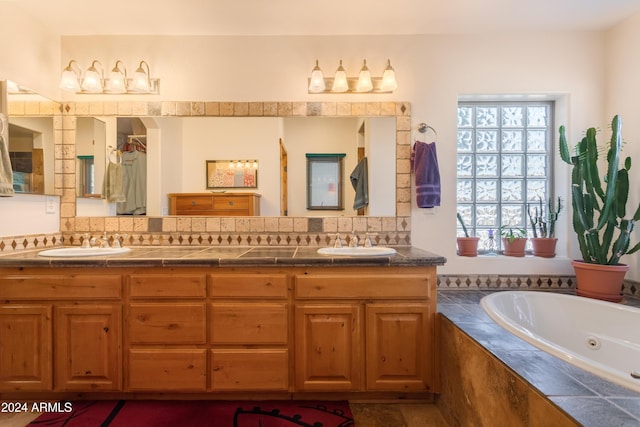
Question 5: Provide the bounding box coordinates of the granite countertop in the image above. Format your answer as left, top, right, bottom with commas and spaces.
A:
0, 245, 446, 268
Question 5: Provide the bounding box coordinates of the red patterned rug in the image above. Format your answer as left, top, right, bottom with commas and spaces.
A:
28, 400, 354, 427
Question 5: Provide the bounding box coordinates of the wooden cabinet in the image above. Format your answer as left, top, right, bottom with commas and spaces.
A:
294, 268, 436, 393
0, 273, 123, 393
168, 192, 261, 216
0, 305, 52, 391
126, 273, 207, 392
209, 273, 289, 391
0, 265, 437, 398
55, 304, 122, 391
294, 304, 362, 391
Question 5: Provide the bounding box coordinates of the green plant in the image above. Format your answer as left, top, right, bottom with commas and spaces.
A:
499, 225, 526, 243
527, 197, 562, 238
456, 213, 470, 238
559, 114, 640, 265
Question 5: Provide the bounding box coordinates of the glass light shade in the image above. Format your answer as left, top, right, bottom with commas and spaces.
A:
81, 61, 103, 93
331, 60, 349, 92
308, 60, 325, 93
356, 60, 373, 92
106, 62, 127, 93
59, 66, 81, 92
131, 62, 151, 93
379, 60, 398, 92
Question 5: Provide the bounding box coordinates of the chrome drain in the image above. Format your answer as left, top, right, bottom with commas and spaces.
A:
631, 371, 640, 380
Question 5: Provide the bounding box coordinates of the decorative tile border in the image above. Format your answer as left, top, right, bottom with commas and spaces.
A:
438, 274, 639, 297
0, 233, 63, 252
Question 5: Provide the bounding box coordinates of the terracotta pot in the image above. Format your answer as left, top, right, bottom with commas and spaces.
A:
457, 237, 480, 257
531, 237, 557, 258
501, 238, 527, 257
572, 260, 629, 303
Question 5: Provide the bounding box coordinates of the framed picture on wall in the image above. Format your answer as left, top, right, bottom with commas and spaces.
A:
206, 160, 258, 189
306, 153, 345, 210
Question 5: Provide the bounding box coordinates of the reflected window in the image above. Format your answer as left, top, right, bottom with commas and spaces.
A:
77, 155, 95, 197
306, 153, 345, 210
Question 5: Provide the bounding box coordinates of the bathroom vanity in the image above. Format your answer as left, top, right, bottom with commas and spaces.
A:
0, 246, 444, 400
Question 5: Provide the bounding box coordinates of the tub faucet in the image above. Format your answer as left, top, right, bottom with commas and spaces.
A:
349, 232, 359, 248
333, 233, 343, 248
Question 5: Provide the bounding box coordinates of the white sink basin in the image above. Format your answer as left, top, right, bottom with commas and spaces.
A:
317, 247, 397, 256
38, 247, 132, 257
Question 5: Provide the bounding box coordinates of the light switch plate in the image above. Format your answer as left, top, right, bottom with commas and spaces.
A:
45, 196, 57, 214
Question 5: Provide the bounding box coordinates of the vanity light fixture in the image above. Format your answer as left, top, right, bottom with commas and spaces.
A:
379, 59, 398, 92
105, 60, 127, 93
332, 60, 349, 93
59, 59, 159, 94
81, 60, 104, 93
59, 60, 82, 92
355, 60, 373, 92
308, 60, 325, 93
131, 61, 152, 93
307, 59, 398, 94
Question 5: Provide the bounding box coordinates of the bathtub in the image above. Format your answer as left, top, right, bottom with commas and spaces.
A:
481, 291, 640, 393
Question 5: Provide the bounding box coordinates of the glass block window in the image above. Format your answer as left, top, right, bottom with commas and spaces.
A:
456, 102, 554, 253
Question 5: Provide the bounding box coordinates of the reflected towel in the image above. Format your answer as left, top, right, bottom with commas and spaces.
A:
102, 161, 126, 203
350, 157, 369, 210
411, 141, 441, 208
0, 134, 14, 196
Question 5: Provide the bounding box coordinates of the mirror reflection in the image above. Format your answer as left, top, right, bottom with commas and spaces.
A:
7, 117, 54, 195
77, 115, 396, 218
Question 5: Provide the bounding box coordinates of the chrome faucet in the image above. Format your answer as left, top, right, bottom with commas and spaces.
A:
90, 232, 110, 248
333, 233, 344, 248
349, 232, 359, 248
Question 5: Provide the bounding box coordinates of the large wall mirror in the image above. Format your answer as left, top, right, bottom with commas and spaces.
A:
75, 114, 397, 218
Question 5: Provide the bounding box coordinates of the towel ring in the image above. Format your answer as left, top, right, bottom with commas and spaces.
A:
417, 122, 437, 137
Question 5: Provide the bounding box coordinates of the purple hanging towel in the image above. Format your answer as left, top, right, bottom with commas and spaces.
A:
411, 141, 441, 208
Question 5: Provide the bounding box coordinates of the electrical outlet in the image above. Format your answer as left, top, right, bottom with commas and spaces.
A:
45, 196, 57, 214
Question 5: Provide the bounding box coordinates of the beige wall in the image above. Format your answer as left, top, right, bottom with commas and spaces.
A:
605, 12, 640, 282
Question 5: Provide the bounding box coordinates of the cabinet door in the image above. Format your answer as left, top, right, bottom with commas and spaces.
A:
0, 305, 52, 391
55, 304, 122, 391
294, 304, 362, 391
365, 303, 431, 392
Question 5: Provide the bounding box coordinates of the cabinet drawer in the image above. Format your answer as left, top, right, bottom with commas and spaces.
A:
211, 303, 288, 344
128, 303, 206, 344
174, 196, 213, 212
130, 274, 206, 298
209, 274, 288, 298
0, 275, 122, 300
295, 273, 432, 300
211, 349, 288, 391
212, 196, 250, 210
128, 349, 206, 391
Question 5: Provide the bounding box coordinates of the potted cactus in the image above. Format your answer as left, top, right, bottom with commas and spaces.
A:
456, 213, 479, 257
499, 225, 527, 257
559, 115, 640, 302
527, 197, 562, 258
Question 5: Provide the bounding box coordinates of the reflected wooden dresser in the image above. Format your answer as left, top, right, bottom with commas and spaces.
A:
168, 192, 261, 216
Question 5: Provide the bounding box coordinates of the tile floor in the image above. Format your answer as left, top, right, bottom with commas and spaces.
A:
0, 402, 450, 426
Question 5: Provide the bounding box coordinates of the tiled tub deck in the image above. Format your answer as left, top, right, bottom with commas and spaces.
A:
437, 290, 640, 426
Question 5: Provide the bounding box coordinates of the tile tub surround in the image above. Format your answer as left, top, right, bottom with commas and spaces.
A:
437, 290, 640, 427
